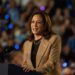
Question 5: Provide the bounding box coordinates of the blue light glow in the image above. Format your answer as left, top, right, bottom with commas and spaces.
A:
8, 23, 13, 29
5, 14, 9, 20
62, 62, 68, 68
40, 6, 45, 11
14, 44, 20, 50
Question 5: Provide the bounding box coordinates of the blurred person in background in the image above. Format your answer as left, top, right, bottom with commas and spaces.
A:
3, 36, 15, 53
8, 51, 23, 66
63, 8, 70, 19
23, 1, 35, 21
62, 18, 73, 46
8, 0, 20, 23
61, 44, 73, 63
52, 8, 63, 23
14, 25, 22, 44
62, 67, 73, 75
45, 0, 55, 18
18, 10, 28, 28
0, 36, 15, 63
52, 19, 67, 37
0, 31, 8, 47
22, 11, 61, 75
66, 24, 75, 62
70, 62, 75, 74
14, 24, 28, 45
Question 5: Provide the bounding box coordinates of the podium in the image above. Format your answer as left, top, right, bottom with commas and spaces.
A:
0, 63, 8, 75
8, 64, 26, 75
0, 63, 42, 75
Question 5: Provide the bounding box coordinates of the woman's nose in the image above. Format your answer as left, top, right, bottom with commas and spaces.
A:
34, 22, 38, 27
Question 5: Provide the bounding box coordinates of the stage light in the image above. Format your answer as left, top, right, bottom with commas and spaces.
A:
14, 44, 20, 50
8, 23, 13, 29
4, 14, 9, 20
40, 6, 45, 11
62, 62, 68, 68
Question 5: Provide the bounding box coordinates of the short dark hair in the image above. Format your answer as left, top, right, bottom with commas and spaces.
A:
27, 11, 54, 41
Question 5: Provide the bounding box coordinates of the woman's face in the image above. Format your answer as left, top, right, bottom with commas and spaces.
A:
31, 14, 44, 35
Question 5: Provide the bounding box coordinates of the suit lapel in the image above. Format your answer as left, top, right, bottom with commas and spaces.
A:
36, 38, 49, 67
25, 41, 33, 68
36, 35, 57, 67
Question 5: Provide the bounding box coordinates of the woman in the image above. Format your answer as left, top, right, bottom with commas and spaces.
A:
22, 11, 61, 75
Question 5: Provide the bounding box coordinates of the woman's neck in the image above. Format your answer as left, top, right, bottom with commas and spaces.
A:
34, 35, 42, 41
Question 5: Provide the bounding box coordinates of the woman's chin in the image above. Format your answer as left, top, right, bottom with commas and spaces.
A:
33, 32, 40, 35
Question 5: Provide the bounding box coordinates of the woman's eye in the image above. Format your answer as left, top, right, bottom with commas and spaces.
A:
31, 21, 43, 24
31, 21, 34, 23
37, 21, 42, 24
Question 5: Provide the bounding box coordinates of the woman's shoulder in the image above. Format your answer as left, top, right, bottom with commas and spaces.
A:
23, 40, 32, 46
49, 34, 61, 41
48, 34, 61, 49
22, 40, 32, 50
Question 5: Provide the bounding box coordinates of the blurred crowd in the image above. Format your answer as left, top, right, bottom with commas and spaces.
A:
0, 0, 75, 74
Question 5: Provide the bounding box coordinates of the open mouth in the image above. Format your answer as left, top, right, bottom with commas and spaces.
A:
33, 28, 38, 31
